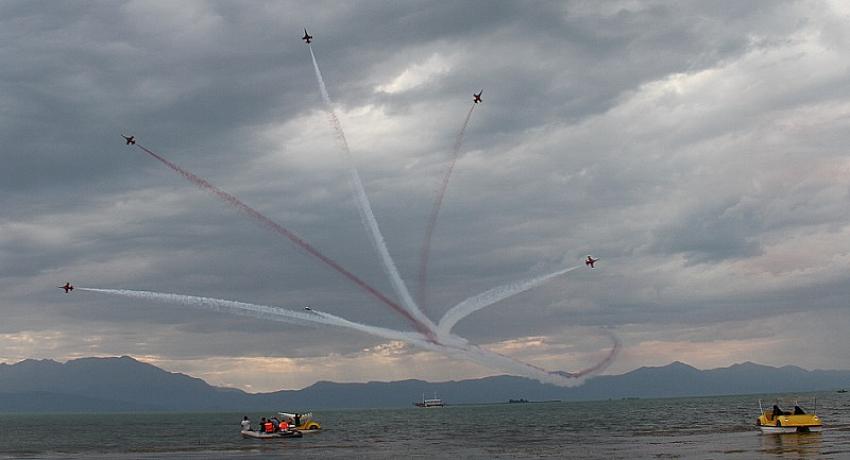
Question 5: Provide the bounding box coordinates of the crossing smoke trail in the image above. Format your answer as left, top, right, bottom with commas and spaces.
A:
132, 143, 434, 338
308, 46, 436, 333
106, 43, 620, 387
418, 103, 477, 310
438, 265, 582, 335
80, 287, 617, 387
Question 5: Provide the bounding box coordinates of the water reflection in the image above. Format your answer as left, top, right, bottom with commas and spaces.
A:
760, 432, 822, 458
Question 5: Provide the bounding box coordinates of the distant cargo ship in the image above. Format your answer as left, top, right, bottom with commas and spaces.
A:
414, 393, 444, 408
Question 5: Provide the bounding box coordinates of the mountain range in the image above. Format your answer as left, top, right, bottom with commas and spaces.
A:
1, 356, 848, 412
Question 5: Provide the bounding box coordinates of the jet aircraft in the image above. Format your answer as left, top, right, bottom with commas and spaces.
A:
122, 135, 136, 145
59, 282, 74, 293
585, 256, 599, 268
302, 28, 313, 44
473, 90, 483, 103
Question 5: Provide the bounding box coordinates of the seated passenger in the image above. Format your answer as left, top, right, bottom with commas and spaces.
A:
793, 405, 806, 415
772, 405, 783, 418
241, 416, 251, 432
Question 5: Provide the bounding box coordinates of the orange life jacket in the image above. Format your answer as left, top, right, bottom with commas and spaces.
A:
279, 421, 289, 431
264, 421, 274, 433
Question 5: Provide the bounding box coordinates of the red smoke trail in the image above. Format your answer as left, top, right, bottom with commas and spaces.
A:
134, 143, 435, 339
478, 330, 620, 381
417, 103, 476, 310
551, 332, 621, 379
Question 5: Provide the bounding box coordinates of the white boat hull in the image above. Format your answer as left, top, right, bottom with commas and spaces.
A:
758, 425, 822, 434
241, 429, 303, 439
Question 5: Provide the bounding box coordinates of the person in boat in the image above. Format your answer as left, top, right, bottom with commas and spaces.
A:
258, 417, 267, 432
294, 413, 301, 427
241, 416, 251, 432
772, 404, 792, 418
279, 418, 289, 432
271, 416, 282, 432
263, 418, 275, 434
793, 405, 806, 415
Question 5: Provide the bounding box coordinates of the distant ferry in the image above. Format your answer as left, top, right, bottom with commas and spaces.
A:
414, 393, 444, 408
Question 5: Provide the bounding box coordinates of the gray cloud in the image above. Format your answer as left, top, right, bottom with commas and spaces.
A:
3, 0, 850, 390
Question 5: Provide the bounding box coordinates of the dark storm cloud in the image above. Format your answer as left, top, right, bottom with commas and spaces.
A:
3, 0, 850, 388
650, 197, 765, 264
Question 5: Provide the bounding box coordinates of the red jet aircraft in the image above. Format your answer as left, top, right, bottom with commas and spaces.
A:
473, 90, 483, 103
585, 256, 599, 268
302, 28, 313, 44
59, 282, 74, 293
122, 135, 136, 145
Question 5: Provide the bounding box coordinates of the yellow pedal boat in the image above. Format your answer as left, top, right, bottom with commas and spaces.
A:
278, 412, 321, 431
756, 400, 822, 434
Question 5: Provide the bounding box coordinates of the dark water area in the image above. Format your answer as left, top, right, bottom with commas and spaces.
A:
1, 392, 849, 459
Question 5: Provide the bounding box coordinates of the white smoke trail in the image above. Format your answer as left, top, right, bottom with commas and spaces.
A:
79, 288, 333, 327
438, 265, 582, 335
81, 287, 441, 355
308, 46, 436, 333
80, 287, 615, 386
305, 308, 435, 348
79, 287, 434, 344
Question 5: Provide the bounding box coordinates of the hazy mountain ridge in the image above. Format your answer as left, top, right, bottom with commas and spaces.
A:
1, 357, 847, 412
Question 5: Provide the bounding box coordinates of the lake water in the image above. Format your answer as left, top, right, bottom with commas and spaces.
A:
1, 392, 848, 459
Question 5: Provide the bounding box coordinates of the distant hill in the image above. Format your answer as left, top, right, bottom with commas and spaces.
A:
1, 356, 848, 412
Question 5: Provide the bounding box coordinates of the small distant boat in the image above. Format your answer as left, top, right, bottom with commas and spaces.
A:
508, 398, 529, 404
414, 392, 444, 408
837, 389, 847, 393
756, 399, 822, 434
241, 429, 303, 440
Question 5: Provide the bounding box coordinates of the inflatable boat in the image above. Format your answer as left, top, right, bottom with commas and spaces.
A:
240, 429, 303, 439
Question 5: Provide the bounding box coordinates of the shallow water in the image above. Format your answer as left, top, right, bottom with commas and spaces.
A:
1, 392, 848, 459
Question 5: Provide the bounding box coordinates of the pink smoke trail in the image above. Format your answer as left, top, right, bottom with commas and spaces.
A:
418, 103, 477, 310
133, 143, 435, 339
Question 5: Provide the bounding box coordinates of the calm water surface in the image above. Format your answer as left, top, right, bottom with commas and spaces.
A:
1, 392, 849, 459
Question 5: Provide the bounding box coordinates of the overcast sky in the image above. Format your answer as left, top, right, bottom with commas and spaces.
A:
3, 0, 850, 392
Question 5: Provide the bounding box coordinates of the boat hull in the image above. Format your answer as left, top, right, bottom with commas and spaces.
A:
241, 430, 303, 439
758, 425, 822, 434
